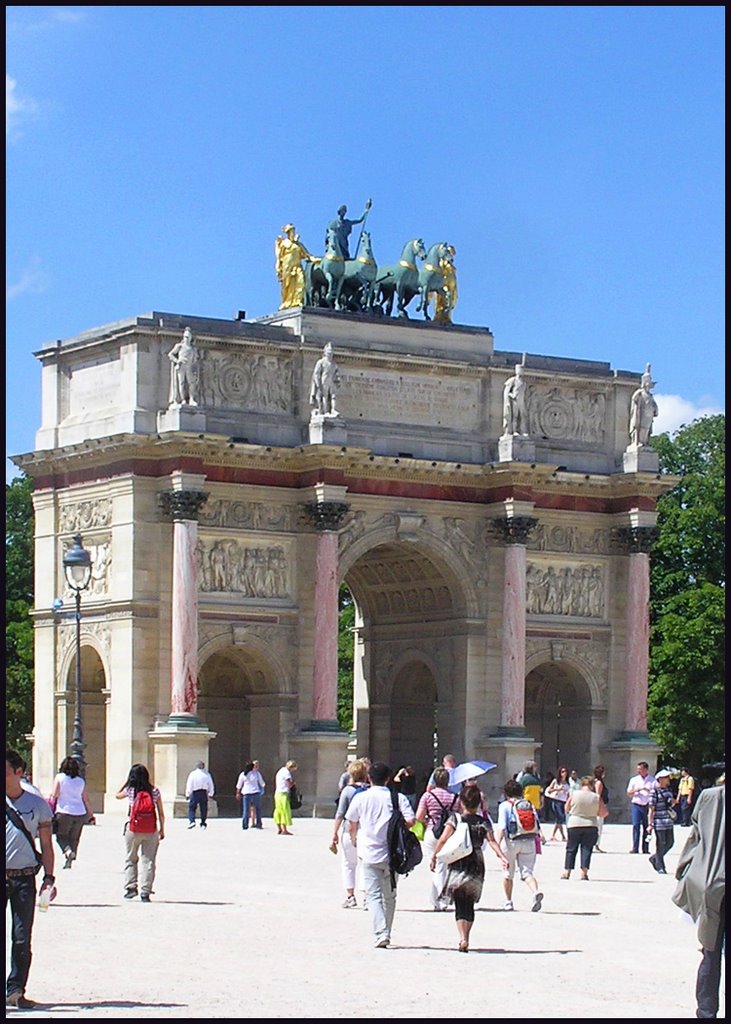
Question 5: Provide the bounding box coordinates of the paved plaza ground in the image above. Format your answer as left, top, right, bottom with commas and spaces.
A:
6, 814, 720, 1018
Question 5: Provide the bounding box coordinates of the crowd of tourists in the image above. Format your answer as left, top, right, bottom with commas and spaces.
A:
5, 747, 725, 1016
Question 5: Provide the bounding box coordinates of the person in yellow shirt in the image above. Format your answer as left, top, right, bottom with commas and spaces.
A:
676, 768, 695, 827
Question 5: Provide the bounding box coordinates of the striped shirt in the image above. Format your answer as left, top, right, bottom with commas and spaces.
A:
649, 785, 675, 829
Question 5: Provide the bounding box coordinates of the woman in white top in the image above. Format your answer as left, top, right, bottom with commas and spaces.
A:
49, 756, 95, 869
273, 760, 297, 835
545, 767, 570, 842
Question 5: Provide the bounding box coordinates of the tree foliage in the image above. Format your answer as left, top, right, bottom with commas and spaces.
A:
6, 473, 35, 761
648, 415, 725, 771
337, 584, 355, 731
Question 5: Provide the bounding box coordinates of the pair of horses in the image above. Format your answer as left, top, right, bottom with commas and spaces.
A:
305, 232, 452, 320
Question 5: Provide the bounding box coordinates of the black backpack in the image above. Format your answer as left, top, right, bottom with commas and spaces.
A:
431, 792, 458, 840
387, 789, 423, 886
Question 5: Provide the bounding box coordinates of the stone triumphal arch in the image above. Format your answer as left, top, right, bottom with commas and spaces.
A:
15, 306, 675, 819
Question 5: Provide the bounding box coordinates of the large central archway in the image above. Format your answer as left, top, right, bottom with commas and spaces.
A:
198, 645, 284, 816
342, 537, 472, 789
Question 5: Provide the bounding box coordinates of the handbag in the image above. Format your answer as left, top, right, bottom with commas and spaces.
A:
436, 818, 473, 865
289, 784, 303, 810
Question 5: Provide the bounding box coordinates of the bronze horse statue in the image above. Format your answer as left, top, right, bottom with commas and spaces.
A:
305, 227, 346, 309
338, 230, 378, 312
415, 242, 453, 320
370, 238, 427, 317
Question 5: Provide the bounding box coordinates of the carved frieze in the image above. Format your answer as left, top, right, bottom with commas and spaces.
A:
526, 561, 605, 618
338, 510, 368, 554
198, 350, 293, 412
58, 497, 112, 534
528, 522, 610, 555
199, 499, 298, 532
198, 538, 290, 598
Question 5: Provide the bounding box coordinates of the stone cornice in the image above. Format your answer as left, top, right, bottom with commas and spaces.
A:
13, 433, 680, 509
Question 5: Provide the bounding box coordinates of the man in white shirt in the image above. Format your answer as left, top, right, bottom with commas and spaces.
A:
626, 760, 656, 854
346, 762, 415, 949
184, 762, 215, 829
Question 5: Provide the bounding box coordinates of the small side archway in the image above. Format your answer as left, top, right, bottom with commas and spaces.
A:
64, 644, 107, 813
524, 661, 593, 776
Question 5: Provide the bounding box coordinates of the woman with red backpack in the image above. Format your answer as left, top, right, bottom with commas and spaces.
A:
116, 763, 165, 902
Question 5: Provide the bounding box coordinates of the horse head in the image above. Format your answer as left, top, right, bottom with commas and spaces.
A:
324, 226, 344, 261
356, 230, 375, 263
399, 238, 426, 268
424, 242, 448, 268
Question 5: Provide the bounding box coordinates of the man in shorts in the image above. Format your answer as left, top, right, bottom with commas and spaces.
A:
494, 778, 544, 913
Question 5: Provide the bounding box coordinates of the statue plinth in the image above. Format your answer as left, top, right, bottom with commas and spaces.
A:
498, 434, 536, 463
622, 444, 659, 473
308, 412, 347, 446
157, 406, 207, 433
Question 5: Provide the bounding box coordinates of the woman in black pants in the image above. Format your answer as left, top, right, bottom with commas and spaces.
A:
431, 784, 507, 952
561, 776, 600, 881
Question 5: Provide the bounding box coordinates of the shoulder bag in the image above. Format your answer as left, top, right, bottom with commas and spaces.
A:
436, 816, 473, 865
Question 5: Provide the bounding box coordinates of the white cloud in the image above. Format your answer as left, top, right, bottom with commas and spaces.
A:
6, 75, 37, 136
654, 393, 724, 438
6, 258, 50, 300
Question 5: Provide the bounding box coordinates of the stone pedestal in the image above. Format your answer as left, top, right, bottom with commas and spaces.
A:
149, 716, 218, 818
289, 730, 350, 818
157, 406, 207, 433
308, 413, 347, 446
498, 434, 536, 463
622, 444, 659, 473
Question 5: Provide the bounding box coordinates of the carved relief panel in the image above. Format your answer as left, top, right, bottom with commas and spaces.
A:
198, 350, 294, 413
526, 560, 606, 619
198, 537, 291, 598
199, 499, 298, 532
526, 385, 607, 444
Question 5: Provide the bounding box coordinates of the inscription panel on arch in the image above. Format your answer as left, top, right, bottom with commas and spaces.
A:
339, 369, 479, 430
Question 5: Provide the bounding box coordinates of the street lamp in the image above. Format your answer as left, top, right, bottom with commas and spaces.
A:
63, 534, 93, 777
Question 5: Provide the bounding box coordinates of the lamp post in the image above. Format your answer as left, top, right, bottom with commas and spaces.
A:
63, 534, 93, 777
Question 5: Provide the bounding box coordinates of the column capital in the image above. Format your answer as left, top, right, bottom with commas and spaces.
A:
490, 515, 538, 545
159, 489, 209, 522
303, 500, 350, 532
611, 525, 659, 554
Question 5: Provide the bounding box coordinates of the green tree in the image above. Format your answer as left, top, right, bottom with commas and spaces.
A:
6, 473, 35, 761
337, 584, 355, 731
648, 415, 725, 773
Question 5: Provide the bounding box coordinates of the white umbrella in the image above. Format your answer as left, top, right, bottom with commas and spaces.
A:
452, 760, 497, 786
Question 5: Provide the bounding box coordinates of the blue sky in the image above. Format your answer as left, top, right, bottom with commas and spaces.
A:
6, 6, 724, 479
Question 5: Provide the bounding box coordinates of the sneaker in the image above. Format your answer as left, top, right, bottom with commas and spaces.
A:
342, 895, 357, 909
6, 992, 36, 1009
188, 822, 196, 829
123, 890, 137, 899
532, 891, 544, 912
374, 937, 390, 948
503, 900, 514, 911
140, 893, 151, 902
200, 823, 207, 829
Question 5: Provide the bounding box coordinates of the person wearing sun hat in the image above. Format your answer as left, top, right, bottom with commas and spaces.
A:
647, 769, 675, 873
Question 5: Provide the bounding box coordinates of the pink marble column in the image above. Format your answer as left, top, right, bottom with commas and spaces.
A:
162, 490, 208, 718
312, 530, 339, 723
491, 515, 536, 733
501, 542, 527, 728
305, 499, 349, 728
625, 550, 651, 733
